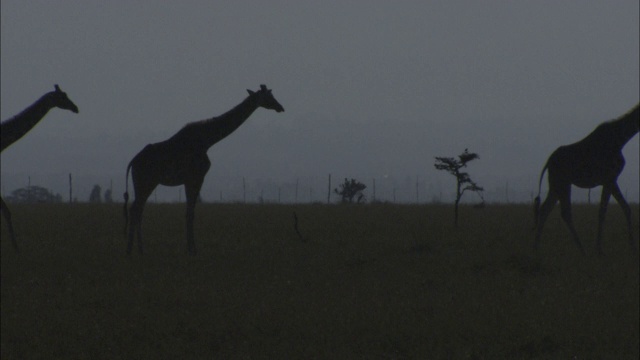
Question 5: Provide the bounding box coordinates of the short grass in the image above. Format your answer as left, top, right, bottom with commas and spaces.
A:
2, 203, 639, 359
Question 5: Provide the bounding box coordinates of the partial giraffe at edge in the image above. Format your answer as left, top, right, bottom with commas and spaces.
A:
0, 85, 79, 251
123, 84, 285, 255
533, 103, 639, 255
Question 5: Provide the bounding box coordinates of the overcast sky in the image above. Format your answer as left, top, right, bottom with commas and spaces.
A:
1, 1, 639, 203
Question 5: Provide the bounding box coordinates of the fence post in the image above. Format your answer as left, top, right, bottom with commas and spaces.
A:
327, 174, 331, 204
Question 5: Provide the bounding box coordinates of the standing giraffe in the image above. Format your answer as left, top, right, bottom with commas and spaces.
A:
534, 103, 639, 254
124, 84, 284, 255
1, 85, 79, 251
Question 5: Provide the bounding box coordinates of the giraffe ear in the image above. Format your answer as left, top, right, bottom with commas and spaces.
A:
260, 84, 268, 91
247, 89, 255, 96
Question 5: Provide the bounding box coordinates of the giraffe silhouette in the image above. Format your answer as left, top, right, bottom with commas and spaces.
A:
534, 103, 639, 254
124, 84, 284, 255
1, 85, 79, 251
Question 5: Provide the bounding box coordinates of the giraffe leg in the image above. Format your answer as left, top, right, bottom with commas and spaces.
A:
184, 178, 205, 256
558, 186, 585, 255
126, 201, 139, 255
1, 196, 18, 251
596, 186, 612, 255
127, 185, 154, 255
534, 192, 558, 251
127, 200, 145, 255
610, 183, 636, 251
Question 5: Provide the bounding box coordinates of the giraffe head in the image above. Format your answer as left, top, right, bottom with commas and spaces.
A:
247, 84, 284, 113
49, 84, 79, 114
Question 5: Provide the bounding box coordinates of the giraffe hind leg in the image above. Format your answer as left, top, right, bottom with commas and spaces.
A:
558, 188, 585, 255
1, 196, 18, 251
127, 175, 157, 255
127, 198, 149, 255
534, 192, 558, 251
126, 202, 138, 254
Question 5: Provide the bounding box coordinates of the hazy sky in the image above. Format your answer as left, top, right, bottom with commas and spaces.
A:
1, 1, 639, 203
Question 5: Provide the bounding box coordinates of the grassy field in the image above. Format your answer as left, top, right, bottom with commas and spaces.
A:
1, 203, 639, 359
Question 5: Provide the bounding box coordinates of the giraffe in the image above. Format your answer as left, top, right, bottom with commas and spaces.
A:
124, 84, 284, 255
1, 85, 79, 251
533, 103, 639, 254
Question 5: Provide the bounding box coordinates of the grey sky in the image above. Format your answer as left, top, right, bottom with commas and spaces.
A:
1, 1, 638, 203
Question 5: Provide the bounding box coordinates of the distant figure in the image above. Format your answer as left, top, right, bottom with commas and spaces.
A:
124, 85, 284, 255
534, 103, 639, 254
1, 85, 79, 251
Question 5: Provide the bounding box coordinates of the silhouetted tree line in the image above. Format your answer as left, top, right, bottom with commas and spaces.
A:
4, 186, 63, 204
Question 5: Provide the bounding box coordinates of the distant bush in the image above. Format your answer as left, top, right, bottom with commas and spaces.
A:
334, 178, 367, 204
89, 185, 102, 203
5, 185, 63, 204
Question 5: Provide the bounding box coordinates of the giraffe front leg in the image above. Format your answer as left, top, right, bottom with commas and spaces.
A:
185, 201, 197, 256
596, 186, 612, 255
1, 196, 18, 252
136, 209, 144, 255
184, 182, 204, 256
610, 184, 636, 251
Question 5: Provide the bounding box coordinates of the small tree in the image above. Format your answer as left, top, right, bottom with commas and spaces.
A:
434, 149, 484, 227
89, 185, 102, 203
334, 178, 367, 203
104, 189, 113, 203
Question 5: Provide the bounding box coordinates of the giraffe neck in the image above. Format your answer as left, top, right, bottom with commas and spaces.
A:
1, 93, 55, 152
180, 95, 259, 150
604, 104, 640, 150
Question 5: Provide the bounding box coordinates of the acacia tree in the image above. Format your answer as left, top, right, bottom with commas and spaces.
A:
334, 178, 367, 203
434, 149, 484, 227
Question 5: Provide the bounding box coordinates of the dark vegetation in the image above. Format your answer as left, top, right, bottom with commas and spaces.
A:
4, 185, 63, 204
2, 203, 638, 359
334, 178, 367, 203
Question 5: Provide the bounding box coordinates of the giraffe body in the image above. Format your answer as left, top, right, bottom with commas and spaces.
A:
124, 85, 284, 255
534, 103, 639, 254
0, 85, 79, 251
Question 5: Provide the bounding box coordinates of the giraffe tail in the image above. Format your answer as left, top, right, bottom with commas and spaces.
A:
123, 161, 133, 236
533, 162, 548, 229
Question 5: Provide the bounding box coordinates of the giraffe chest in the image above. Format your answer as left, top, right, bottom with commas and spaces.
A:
157, 154, 211, 186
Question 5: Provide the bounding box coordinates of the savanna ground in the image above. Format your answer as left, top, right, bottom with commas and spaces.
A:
1, 203, 639, 359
